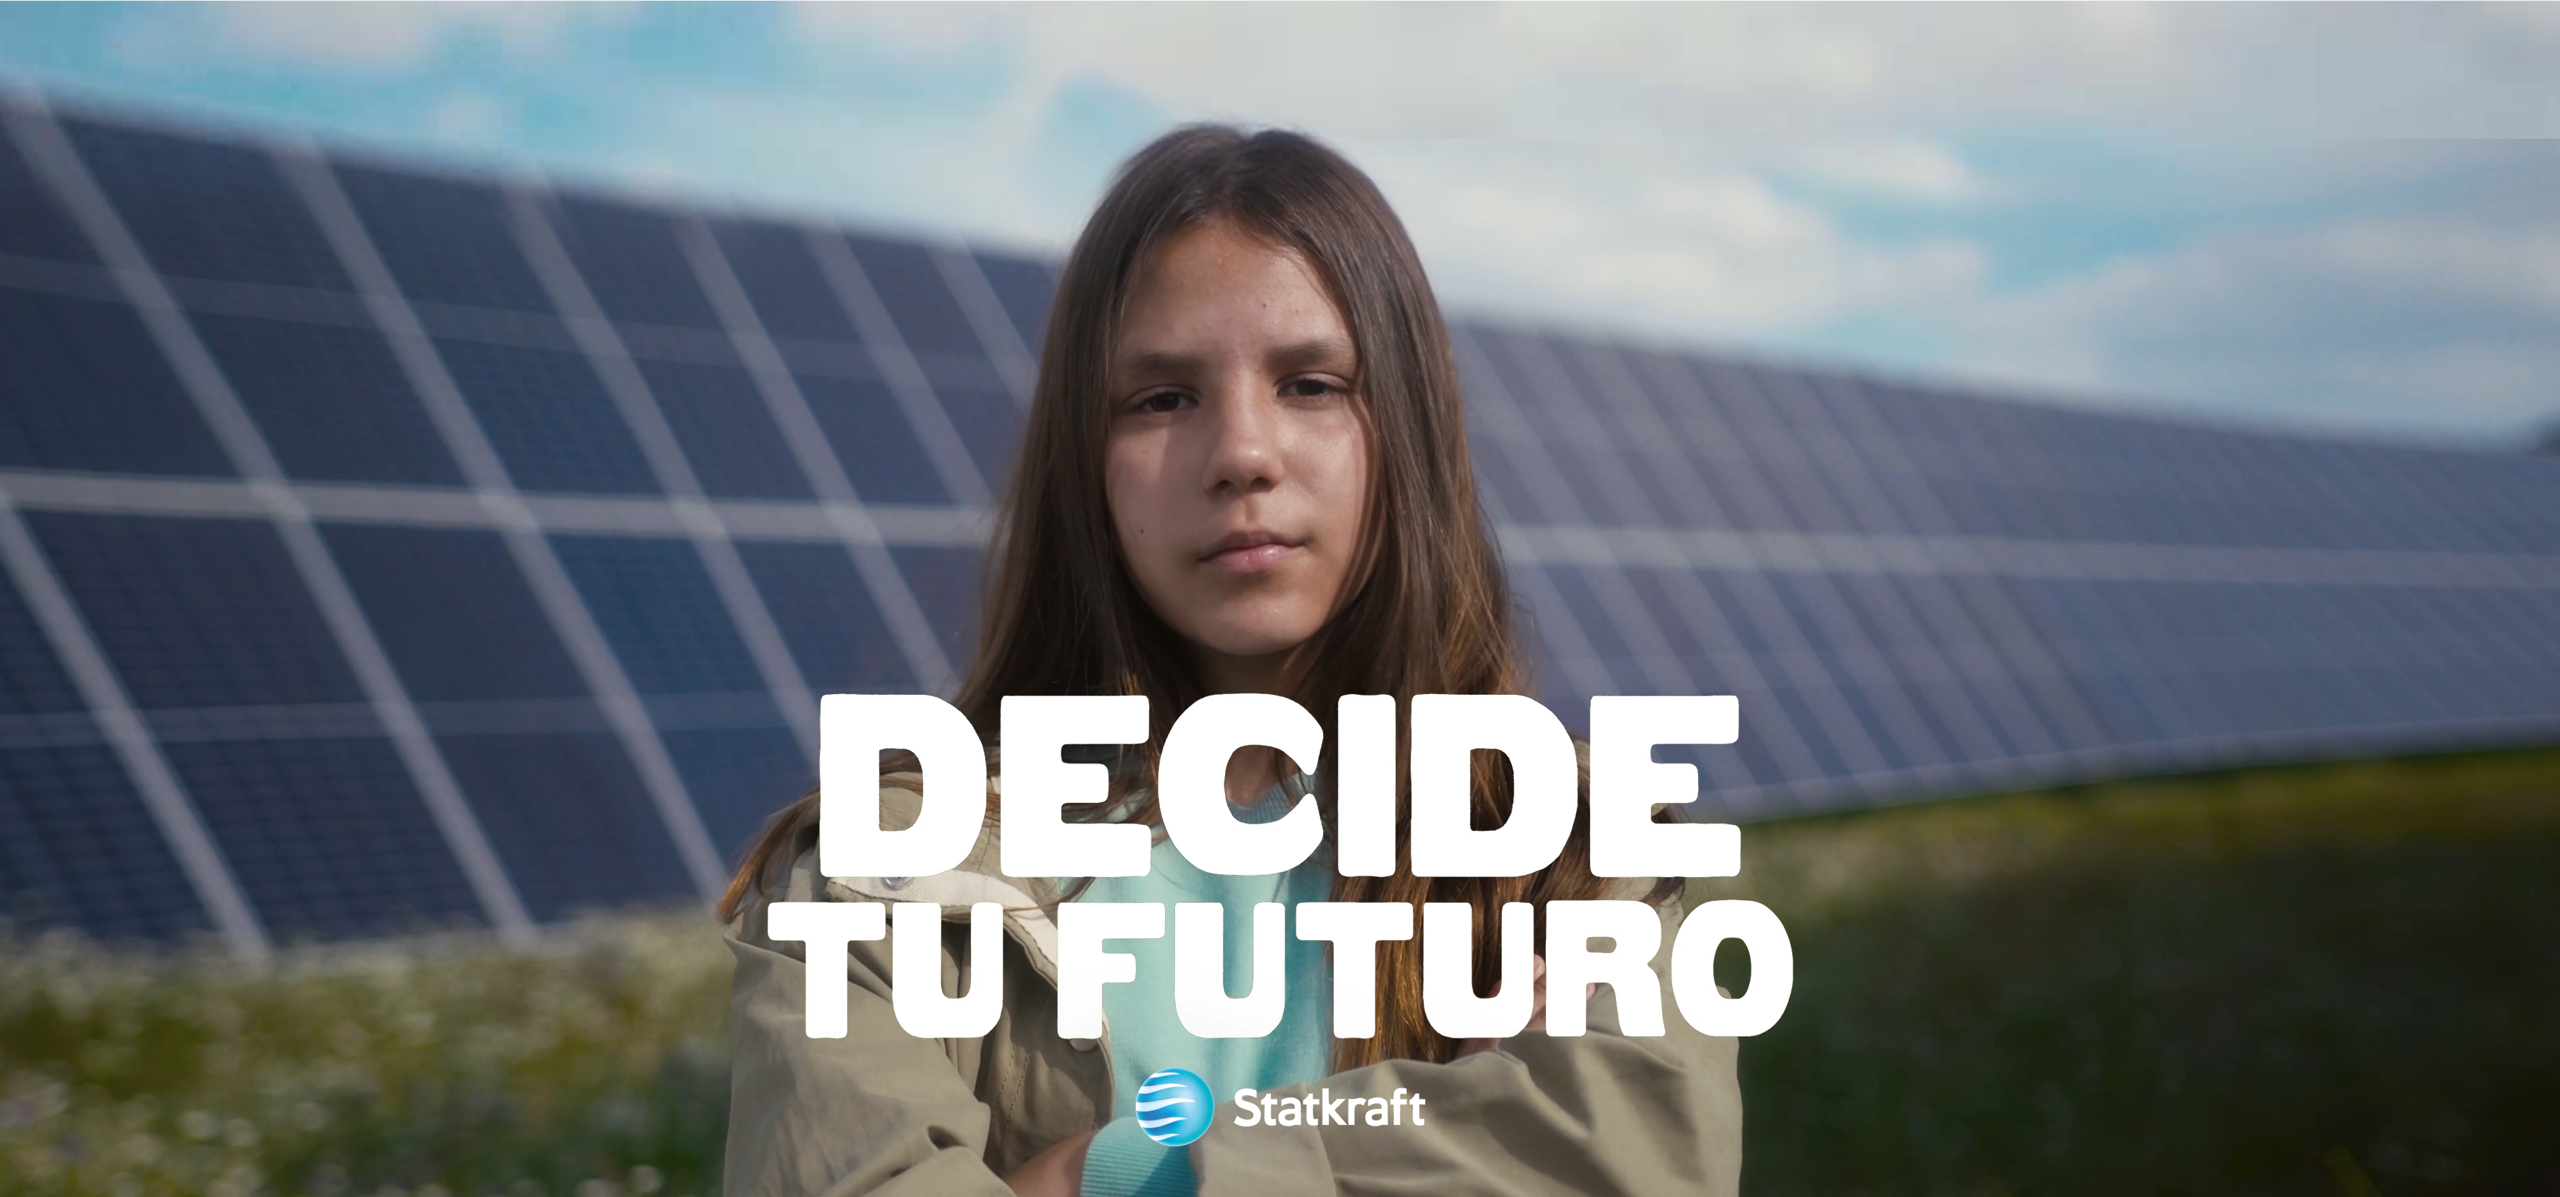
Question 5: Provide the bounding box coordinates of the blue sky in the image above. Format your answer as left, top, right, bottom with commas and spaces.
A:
5, 2, 2559, 448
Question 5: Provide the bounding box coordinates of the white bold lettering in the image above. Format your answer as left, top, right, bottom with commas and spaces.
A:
1670, 899, 1794, 1036
1420, 900, 1536, 1039
1541, 899, 1665, 1036
1410, 695, 1576, 877
1174, 901, 1288, 1037
890, 901, 1003, 1037
1588, 696, 1741, 878
1294, 901, 1415, 1038
1054, 901, 1163, 1039
999, 695, 1152, 877
1159, 693, 1323, 875
819, 694, 986, 879
764, 901, 886, 1038
1334, 693, 1397, 877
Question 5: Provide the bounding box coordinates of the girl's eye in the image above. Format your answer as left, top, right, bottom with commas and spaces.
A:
1132, 390, 1192, 414
1285, 378, 1347, 400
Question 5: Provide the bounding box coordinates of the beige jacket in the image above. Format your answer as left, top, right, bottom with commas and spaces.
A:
720, 774, 1744, 1196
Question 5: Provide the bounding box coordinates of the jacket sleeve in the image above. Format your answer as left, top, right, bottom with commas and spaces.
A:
721, 875, 1017, 1197
1186, 894, 1744, 1197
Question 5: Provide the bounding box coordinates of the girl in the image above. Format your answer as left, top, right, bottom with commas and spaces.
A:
717, 124, 1742, 1197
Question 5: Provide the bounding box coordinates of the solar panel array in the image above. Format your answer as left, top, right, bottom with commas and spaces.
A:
3, 96, 2556, 955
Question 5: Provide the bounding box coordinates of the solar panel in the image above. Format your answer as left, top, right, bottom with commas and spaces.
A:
0, 95, 2554, 953
0, 287, 235, 476
889, 544, 989, 675
0, 568, 81, 721
433, 336, 665, 495
28, 512, 369, 711
59, 114, 351, 291
187, 311, 466, 487
333, 163, 556, 315
711, 216, 862, 344
0, 133, 95, 264
935, 381, 1026, 485
791, 373, 955, 506
0, 743, 212, 941
163, 735, 486, 940
971, 250, 1059, 359
549, 534, 775, 696
658, 724, 814, 862
845, 232, 989, 360
632, 359, 819, 502
734, 540, 922, 694
320, 523, 592, 702
430, 730, 693, 921
541, 192, 725, 331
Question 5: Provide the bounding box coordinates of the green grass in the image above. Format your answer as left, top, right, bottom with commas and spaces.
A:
0, 914, 733, 1197
4, 746, 2555, 1195
1690, 746, 2560, 1195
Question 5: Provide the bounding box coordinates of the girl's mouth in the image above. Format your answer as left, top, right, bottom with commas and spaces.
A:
1201, 531, 1303, 573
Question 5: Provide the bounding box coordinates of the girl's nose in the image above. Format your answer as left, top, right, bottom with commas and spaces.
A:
1202, 389, 1282, 495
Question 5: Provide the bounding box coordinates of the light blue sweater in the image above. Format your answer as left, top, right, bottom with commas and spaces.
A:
1071, 773, 1335, 1197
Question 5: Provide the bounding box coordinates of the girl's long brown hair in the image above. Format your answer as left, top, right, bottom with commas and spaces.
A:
721, 123, 1679, 1070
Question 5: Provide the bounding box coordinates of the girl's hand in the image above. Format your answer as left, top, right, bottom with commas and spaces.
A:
1453, 955, 1595, 1058
1004, 1126, 1097, 1197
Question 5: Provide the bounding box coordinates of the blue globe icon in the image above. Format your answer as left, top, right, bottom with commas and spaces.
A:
1135, 1067, 1213, 1146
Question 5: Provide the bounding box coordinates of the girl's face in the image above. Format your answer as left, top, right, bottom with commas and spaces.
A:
1104, 219, 1373, 692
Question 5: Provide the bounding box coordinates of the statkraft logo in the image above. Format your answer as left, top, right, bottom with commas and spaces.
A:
1232, 1085, 1427, 1127
1136, 1068, 1213, 1146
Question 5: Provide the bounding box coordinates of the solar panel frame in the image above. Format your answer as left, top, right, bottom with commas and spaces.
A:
549, 533, 777, 697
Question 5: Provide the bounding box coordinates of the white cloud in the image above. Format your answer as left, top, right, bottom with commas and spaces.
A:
788, 1, 1025, 57
602, 80, 1088, 257
784, 3, 2560, 140
199, 2, 589, 70
1784, 139, 1983, 205
426, 90, 508, 146
1931, 216, 2560, 443
2487, 0, 2560, 35
1347, 139, 1985, 341
590, 76, 1991, 361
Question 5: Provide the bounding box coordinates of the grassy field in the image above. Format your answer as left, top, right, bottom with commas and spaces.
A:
1691, 745, 2560, 1195
0, 916, 733, 1197
3, 745, 2554, 1195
